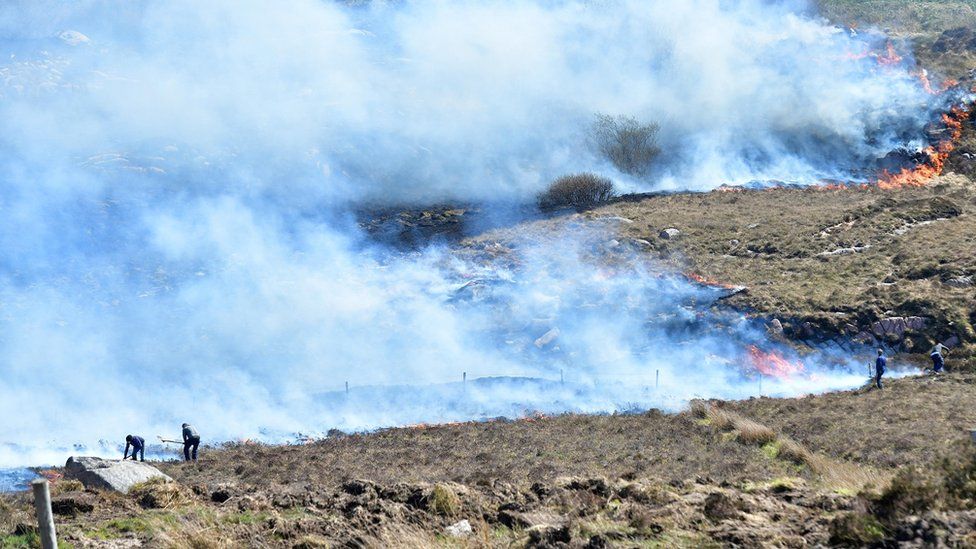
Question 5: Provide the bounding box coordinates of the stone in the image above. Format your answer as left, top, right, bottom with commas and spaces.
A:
870, 316, 927, 339
659, 228, 681, 240
64, 456, 172, 494
768, 319, 784, 335
945, 276, 973, 288
445, 519, 473, 538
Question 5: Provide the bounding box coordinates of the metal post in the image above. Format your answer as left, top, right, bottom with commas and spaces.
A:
463, 372, 466, 384
345, 381, 349, 395
31, 478, 57, 549
655, 369, 659, 390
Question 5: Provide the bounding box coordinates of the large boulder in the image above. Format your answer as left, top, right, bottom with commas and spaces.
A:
64, 456, 172, 494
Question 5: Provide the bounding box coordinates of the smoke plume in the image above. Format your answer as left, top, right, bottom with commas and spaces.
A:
0, 0, 932, 468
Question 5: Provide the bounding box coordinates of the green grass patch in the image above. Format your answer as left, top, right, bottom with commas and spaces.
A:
761, 441, 781, 460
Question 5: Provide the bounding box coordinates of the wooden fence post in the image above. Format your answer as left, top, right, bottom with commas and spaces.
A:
31, 478, 57, 549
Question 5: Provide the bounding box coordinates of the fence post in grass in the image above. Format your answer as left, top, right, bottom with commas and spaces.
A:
31, 478, 57, 549
655, 369, 659, 390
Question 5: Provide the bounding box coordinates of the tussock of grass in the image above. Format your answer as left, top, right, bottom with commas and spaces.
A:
429, 483, 462, 517
694, 403, 886, 492
130, 478, 192, 509
734, 419, 778, 445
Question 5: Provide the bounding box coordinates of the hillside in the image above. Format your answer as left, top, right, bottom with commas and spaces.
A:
2, 374, 976, 547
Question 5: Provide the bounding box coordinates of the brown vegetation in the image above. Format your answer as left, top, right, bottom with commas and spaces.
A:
537, 173, 616, 212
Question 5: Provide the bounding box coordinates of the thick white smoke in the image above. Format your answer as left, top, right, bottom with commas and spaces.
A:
0, 0, 929, 471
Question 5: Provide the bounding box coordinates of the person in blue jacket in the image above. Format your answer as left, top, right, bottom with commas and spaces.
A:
875, 349, 887, 389
123, 435, 145, 462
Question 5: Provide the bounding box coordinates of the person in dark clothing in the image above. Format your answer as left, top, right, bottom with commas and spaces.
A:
875, 349, 887, 389
123, 435, 145, 462
182, 423, 200, 461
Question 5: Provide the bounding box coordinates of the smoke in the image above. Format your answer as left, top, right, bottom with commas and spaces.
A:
0, 0, 931, 469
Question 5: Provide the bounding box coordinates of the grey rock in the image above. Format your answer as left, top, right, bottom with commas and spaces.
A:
768, 319, 784, 335
64, 456, 172, 494
871, 316, 928, 339
445, 519, 473, 538
659, 228, 681, 240
945, 276, 973, 288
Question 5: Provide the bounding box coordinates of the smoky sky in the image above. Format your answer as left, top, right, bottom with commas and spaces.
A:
0, 0, 931, 467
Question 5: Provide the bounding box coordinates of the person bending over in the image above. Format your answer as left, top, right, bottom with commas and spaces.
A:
182, 423, 200, 461
123, 435, 145, 462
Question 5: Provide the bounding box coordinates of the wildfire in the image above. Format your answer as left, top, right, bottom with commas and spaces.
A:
876, 41, 902, 66
685, 271, 739, 290
876, 107, 969, 189
746, 345, 805, 379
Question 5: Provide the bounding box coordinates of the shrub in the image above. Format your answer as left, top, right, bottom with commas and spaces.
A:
829, 512, 885, 546
871, 468, 941, 521
428, 484, 461, 516
537, 173, 616, 211
591, 114, 661, 177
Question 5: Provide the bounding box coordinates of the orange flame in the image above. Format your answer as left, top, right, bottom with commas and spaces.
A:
876, 41, 903, 66
876, 107, 969, 189
746, 345, 805, 379
685, 271, 738, 290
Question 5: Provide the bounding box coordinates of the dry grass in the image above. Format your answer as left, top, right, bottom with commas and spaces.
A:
695, 403, 886, 491
163, 411, 790, 490
592, 177, 976, 357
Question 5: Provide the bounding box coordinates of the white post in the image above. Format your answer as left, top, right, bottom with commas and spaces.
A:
345, 381, 349, 395
655, 369, 659, 390
31, 478, 57, 549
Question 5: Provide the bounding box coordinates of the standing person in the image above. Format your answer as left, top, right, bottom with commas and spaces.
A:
182, 423, 200, 462
875, 349, 887, 389
123, 435, 145, 462
930, 342, 950, 374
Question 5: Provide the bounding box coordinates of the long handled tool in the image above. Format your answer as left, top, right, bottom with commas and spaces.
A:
157, 435, 182, 444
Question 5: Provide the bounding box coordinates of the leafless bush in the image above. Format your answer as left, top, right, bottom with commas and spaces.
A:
592, 114, 661, 177
538, 173, 616, 211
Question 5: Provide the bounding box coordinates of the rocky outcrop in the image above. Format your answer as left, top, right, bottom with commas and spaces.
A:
870, 316, 928, 339
64, 456, 172, 494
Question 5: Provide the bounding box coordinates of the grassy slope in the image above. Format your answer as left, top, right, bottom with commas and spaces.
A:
3, 375, 975, 547
5, 2, 976, 547
600, 179, 976, 349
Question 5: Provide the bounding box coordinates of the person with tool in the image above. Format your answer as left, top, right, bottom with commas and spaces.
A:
182, 423, 200, 461
123, 434, 145, 462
